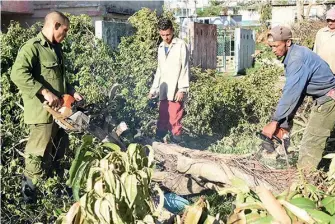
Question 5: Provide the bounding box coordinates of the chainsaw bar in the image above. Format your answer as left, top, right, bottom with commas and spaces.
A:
43, 104, 77, 131
44, 104, 126, 149
255, 131, 282, 145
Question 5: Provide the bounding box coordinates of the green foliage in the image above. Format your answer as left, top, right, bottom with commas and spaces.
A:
259, 3, 272, 26
63, 14, 115, 103
1, 22, 42, 71
196, 0, 226, 17
218, 169, 335, 224
57, 140, 161, 223
189, 192, 234, 220
184, 61, 282, 154
181, 196, 222, 223
291, 20, 326, 49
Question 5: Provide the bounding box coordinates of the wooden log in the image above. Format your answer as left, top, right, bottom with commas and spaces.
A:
152, 142, 297, 195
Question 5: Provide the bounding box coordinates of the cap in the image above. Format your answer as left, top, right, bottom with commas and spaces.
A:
268, 26, 292, 41
326, 8, 335, 20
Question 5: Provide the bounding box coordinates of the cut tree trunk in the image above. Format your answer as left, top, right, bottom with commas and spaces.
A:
151, 142, 297, 195
296, 0, 304, 23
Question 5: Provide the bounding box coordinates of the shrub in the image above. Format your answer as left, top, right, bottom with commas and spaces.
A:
291, 20, 326, 49
184, 62, 282, 154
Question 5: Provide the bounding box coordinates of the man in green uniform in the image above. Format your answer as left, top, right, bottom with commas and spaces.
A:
11, 11, 83, 202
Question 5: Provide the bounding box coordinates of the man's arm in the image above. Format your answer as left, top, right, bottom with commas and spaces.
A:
149, 55, 161, 97
177, 42, 190, 93
272, 59, 310, 123
11, 43, 60, 107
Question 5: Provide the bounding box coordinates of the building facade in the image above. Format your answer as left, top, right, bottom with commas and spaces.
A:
1, 1, 164, 30
271, 2, 335, 27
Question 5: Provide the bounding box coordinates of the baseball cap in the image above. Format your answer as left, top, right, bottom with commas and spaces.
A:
268, 26, 292, 41
326, 8, 335, 20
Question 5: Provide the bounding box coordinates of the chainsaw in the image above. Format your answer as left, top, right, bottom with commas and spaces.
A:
43, 84, 128, 150
256, 127, 290, 166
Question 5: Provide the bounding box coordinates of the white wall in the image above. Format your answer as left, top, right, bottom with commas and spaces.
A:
239, 9, 260, 22
272, 4, 330, 27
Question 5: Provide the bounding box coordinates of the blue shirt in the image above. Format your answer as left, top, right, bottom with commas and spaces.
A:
165, 46, 169, 55
273, 44, 335, 123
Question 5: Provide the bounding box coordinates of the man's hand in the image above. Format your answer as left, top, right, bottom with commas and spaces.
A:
174, 92, 185, 102
73, 92, 83, 101
148, 92, 156, 99
262, 121, 278, 139
40, 88, 60, 108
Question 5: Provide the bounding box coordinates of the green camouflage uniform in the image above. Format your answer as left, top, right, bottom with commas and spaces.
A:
11, 32, 74, 178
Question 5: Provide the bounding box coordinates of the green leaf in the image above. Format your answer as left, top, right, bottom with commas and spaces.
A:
321, 197, 335, 215
53, 208, 62, 216
67, 135, 93, 186
306, 209, 333, 224
183, 204, 203, 224
248, 215, 273, 224
86, 166, 102, 192
127, 143, 139, 170
72, 159, 96, 201
306, 184, 317, 193
123, 174, 138, 208
234, 202, 266, 213
203, 215, 217, 224
100, 158, 109, 169
143, 214, 154, 223
82, 192, 98, 222
245, 212, 262, 223
104, 170, 116, 193
102, 142, 121, 152
94, 198, 106, 224
146, 145, 154, 168
231, 177, 249, 194
153, 184, 164, 215
100, 199, 111, 224
127, 143, 137, 158
280, 199, 315, 223
323, 154, 335, 159
105, 193, 125, 224
115, 178, 121, 200
217, 187, 242, 195
236, 193, 246, 206
327, 158, 335, 179
289, 197, 316, 210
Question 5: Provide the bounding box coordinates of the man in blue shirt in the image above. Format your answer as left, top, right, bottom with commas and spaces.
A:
262, 26, 335, 170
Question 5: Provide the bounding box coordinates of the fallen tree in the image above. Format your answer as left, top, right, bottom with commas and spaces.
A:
151, 142, 298, 195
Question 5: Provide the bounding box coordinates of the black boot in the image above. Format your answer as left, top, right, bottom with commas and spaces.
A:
21, 176, 36, 203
